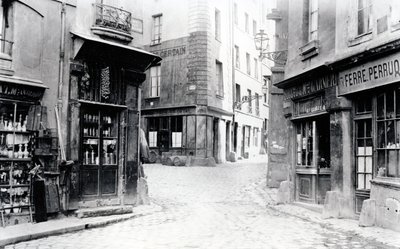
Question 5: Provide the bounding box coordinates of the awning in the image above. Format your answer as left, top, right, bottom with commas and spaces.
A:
71, 31, 162, 72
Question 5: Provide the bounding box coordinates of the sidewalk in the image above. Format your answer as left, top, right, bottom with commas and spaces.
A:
247, 179, 400, 249
0, 203, 162, 248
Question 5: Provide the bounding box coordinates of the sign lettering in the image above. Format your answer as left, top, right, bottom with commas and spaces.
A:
0, 82, 45, 101
338, 52, 400, 95
152, 46, 186, 58
284, 74, 337, 100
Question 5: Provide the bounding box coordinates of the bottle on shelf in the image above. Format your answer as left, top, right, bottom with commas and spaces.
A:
0, 114, 4, 130
17, 144, 23, 158
7, 114, 13, 131
21, 115, 27, 132
0, 134, 4, 145
23, 143, 29, 158
91, 150, 95, 164
16, 114, 22, 131
84, 150, 89, 164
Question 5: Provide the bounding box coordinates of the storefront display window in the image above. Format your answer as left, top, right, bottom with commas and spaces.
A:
296, 117, 330, 168
0, 101, 34, 219
81, 108, 119, 197
376, 88, 400, 177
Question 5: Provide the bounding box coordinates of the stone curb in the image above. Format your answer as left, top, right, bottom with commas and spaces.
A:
0, 204, 162, 248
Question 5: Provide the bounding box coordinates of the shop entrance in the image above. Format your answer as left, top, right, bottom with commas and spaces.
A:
80, 107, 119, 198
295, 115, 331, 204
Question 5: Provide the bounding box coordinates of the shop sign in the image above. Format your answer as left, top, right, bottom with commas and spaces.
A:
0, 82, 45, 102
338, 52, 400, 95
284, 74, 337, 100
293, 95, 326, 117
152, 45, 186, 58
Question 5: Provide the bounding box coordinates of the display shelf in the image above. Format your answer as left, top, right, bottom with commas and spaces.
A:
83, 136, 100, 139
0, 184, 30, 188
0, 158, 32, 162
103, 136, 117, 139
0, 130, 31, 135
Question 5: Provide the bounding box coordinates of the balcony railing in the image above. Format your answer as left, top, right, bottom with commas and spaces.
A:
0, 38, 13, 56
94, 3, 132, 34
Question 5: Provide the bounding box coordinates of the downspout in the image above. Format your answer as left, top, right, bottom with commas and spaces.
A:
231, 0, 236, 154
57, 0, 66, 159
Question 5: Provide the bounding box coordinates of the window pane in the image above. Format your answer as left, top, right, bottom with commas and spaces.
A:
377, 121, 385, 148
365, 174, 372, 189
396, 88, 400, 117
357, 140, 365, 155
357, 157, 365, 172
357, 174, 365, 189
377, 94, 385, 120
366, 157, 372, 173
387, 150, 398, 177
386, 91, 395, 119
387, 120, 395, 146
366, 120, 372, 137
377, 150, 386, 171
357, 121, 365, 138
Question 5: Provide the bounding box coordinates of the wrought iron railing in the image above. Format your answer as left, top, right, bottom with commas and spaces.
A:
0, 38, 13, 56
94, 3, 132, 33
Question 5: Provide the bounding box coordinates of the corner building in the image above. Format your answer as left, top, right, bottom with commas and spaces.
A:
141, 0, 271, 164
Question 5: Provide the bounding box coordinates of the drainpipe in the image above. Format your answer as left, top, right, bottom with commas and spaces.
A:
57, 0, 66, 159
230, 0, 236, 156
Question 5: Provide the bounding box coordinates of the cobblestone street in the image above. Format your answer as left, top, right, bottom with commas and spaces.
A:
6, 156, 397, 249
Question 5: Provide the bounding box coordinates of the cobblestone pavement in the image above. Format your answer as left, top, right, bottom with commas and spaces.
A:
6, 156, 397, 249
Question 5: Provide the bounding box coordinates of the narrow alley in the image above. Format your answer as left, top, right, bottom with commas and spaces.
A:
5, 157, 396, 249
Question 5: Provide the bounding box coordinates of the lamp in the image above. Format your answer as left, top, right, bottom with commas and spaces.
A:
254, 29, 269, 59
254, 29, 287, 65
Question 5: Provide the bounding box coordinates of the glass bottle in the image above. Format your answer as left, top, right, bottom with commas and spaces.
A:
17, 144, 23, 158
23, 144, 29, 158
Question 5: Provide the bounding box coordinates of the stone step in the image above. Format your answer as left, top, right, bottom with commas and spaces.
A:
75, 205, 133, 219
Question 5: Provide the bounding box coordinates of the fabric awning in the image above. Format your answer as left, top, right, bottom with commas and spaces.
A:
71, 31, 162, 72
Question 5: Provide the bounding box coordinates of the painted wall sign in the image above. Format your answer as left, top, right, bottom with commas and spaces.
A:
338, 52, 400, 95
0, 82, 45, 102
152, 45, 186, 58
293, 95, 326, 117
284, 74, 337, 100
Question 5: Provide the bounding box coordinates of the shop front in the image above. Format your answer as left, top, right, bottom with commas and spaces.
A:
278, 68, 343, 205
338, 48, 400, 230
67, 32, 160, 209
0, 78, 47, 226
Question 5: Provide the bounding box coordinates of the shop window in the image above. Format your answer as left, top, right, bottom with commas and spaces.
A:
79, 62, 126, 105
171, 116, 182, 148
150, 65, 161, 98
148, 131, 157, 147
0, 101, 35, 216
296, 117, 330, 168
376, 88, 400, 177
151, 14, 162, 45
357, 0, 372, 35
81, 108, 119, 196
355, 119, 373, 190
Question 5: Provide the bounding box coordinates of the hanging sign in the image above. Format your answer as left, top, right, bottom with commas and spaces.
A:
338, 52, 400, 95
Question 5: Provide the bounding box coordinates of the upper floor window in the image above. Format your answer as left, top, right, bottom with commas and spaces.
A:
215, 9, 221, 41
254, 58, 258, 79
264, 76, 270, 104
390, 0, 400, 27
245, 12, 249, 33
253, 20, 257, 36
235, 45, 240, 69
234, 3, 238, 25
216, 60, 224, 97
308, 0, 318, 41
247, 89, 252, 113
235, 83, 241, 110
357, 0, 372, 35
150, 65, 161, 97
151, 14, 162, 45
246, 53, 251, 75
